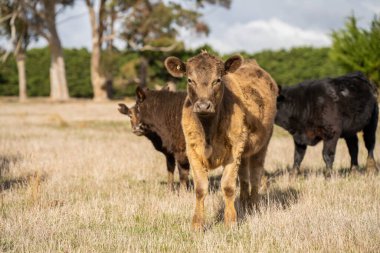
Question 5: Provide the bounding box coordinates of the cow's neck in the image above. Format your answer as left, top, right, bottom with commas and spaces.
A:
197, 105, 222, 146
143, 96, 169, 136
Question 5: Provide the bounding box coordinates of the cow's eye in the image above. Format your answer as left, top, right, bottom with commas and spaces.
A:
188, 78, 196, 86
212, 78, 221, 86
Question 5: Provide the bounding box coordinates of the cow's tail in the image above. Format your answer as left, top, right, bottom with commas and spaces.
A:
363, 102, 379, 153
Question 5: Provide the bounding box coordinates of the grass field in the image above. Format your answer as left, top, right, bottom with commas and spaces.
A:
1, 100, 379, 252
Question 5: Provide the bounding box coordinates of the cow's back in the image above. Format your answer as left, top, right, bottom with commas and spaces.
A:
225, 59, 278, 154
331, 73, 378, 134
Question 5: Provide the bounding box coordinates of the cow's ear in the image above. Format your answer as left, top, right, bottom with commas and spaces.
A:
278, 85, 282, 96
118, 103, 130, 116
161, 85, 170, 91
165, 56, 186, 78
224, 55, 243, 73
136, 86, 146, 102
277, 94, 285, 103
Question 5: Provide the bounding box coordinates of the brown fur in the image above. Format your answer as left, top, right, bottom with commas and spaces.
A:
165, 53, 278, 229
118, 89, 190, 191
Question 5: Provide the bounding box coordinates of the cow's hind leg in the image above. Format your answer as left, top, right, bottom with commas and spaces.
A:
249, 147, 267, 210
363, 104, 379, 174
238, 157, 250, 210
178, 161, 190, 191
344, 135, 359, 172
322, 137, 339, 178
165, 154, 176, 191
292, 140, 307, 178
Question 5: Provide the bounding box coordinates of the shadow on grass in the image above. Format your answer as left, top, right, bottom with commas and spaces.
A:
296, 165, 376, 178
213, 186, 300, 226
266, 163, 378, 180
0, 155, 20, 177
0, 155, 46, 193
159, 174, 222, 193
0, 155, 27, 192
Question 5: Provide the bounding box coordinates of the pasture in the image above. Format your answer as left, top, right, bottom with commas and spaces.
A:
1, 99, 379, 252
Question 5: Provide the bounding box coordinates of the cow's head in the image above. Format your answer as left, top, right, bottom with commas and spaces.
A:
165, 52, 243, 117
118, 101, 147, 136
275, 85, 293, 130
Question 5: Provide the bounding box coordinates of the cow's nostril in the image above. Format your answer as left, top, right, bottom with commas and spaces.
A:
194, 100, 214, 113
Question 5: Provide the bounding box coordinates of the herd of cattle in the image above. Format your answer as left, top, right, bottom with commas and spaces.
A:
118, 51, 378, 229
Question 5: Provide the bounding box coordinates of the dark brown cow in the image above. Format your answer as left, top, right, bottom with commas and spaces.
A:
118, 88, 190, 190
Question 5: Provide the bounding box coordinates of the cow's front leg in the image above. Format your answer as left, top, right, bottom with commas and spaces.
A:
322, 137, 339, 178
222, 157, 240, 226
165, 154, 176, 191
189, 150, 208, 230
292, 140, 307, 177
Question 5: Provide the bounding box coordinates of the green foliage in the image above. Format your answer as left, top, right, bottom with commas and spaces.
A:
0, 45, 346, 97
330, 15, 380, 87
0, 56, 18, 96
64, 48, 92, 98
247, 47, 345, 86
25, 48, 50, 96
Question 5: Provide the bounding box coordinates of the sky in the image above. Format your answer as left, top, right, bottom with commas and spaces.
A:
23, 0, 380, 54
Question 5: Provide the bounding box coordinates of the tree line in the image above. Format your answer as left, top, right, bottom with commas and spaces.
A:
0, 45, 347, 98
0, 0, 379, 101
0, 0, 230, 101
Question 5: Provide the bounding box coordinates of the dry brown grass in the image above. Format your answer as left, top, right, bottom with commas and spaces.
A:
1, 99, 379, 252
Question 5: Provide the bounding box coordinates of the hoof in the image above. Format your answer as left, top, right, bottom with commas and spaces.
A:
350, 166, 361, 176
224, 216, 237, 227
323, 169, 332, 179
191, 222, 204, 231
204, 145, 213, 159
167, 184, 175, 192
239, 197, 250, 212
259, 176, 270, 192
191, 215, 204, 231
224, 207, 237, 226
288, 167, 299, 179
366, 158, 379, 174
350, 165, 359, 171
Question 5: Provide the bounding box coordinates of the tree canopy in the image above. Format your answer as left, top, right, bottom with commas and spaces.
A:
330, 15, 380, 87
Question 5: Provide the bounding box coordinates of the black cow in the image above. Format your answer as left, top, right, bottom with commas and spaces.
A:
118, 88, 190, 190
275, 72, 378, 177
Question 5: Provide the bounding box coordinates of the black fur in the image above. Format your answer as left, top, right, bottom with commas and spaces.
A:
275, 72, 378, 176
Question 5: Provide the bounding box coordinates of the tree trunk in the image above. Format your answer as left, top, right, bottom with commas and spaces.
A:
86, 0, 109, 101
10, 8, 27, 102
139, 56, 148, 88
49, 35, 69, 101
44, 1, 69, 101
91, 40, 108, 101
16, 53, 27, 102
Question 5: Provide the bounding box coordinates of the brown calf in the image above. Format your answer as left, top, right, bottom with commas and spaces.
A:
165, 52, 278, 229
118, 88, 190, 191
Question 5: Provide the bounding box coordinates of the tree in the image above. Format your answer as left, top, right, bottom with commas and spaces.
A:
121, 0, 230, 88
18, 0, 73, 101
0, 0, 35, 101
330, 15, 380, 87
84, 0, 231, 100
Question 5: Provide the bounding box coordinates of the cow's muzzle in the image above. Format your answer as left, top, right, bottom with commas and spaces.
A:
193, 100, 215, 116
132, 123, 146, 136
